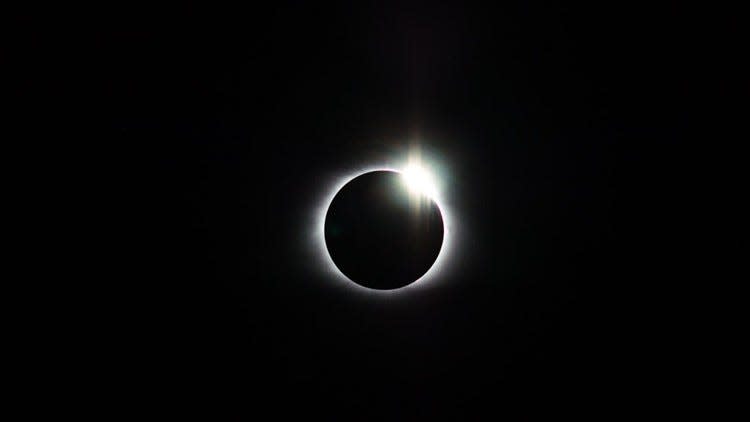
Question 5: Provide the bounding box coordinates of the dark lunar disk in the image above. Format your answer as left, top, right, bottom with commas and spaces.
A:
324, 170, 444, 290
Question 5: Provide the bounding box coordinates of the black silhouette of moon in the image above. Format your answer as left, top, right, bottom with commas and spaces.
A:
324, 170, 444, 290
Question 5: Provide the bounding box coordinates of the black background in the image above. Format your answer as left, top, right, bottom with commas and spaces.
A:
24, 1, 732, 418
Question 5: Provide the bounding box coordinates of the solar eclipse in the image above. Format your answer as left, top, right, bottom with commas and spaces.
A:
324, 170, 444, 290
315, 154, 454, 293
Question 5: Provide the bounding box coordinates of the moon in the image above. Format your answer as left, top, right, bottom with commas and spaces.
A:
324, 170, 444, 290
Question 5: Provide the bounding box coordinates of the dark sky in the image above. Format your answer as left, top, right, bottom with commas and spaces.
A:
61, 1, 719, 418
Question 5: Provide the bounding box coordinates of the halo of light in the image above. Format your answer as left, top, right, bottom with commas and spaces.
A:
312, 155, 456, 295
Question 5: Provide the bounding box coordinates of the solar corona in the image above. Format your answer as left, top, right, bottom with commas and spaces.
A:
313, 152, 455, 293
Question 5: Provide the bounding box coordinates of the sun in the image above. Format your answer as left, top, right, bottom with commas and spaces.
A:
310, 147, 456, 295
400, 163, 439, 199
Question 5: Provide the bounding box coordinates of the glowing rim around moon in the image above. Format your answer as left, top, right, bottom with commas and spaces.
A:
314, 165, 454, 294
